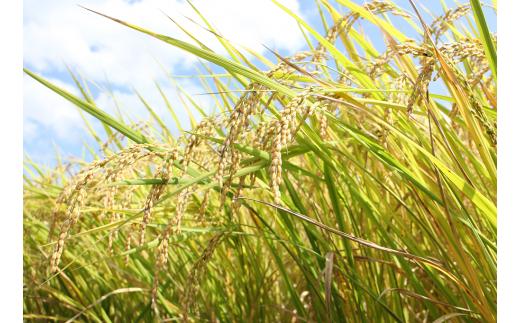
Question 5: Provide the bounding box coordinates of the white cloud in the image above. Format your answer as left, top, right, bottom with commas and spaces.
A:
24, 0, 305, 87
23, 74, 84, 142
183, 0, 304, 53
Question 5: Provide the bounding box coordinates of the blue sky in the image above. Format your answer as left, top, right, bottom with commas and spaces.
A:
23, 0, 496, 169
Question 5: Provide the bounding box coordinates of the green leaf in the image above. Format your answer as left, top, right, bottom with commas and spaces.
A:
24, 69, 150, 145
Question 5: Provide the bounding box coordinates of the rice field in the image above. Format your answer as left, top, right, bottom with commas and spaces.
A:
23, 0, 497, 321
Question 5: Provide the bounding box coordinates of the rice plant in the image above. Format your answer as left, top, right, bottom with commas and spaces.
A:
23, 0, 497, 321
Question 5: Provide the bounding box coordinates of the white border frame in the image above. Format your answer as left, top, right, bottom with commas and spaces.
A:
0, 0, 23, 321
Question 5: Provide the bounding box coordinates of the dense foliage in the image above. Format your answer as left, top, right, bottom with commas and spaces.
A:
24, 1, 497, 321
